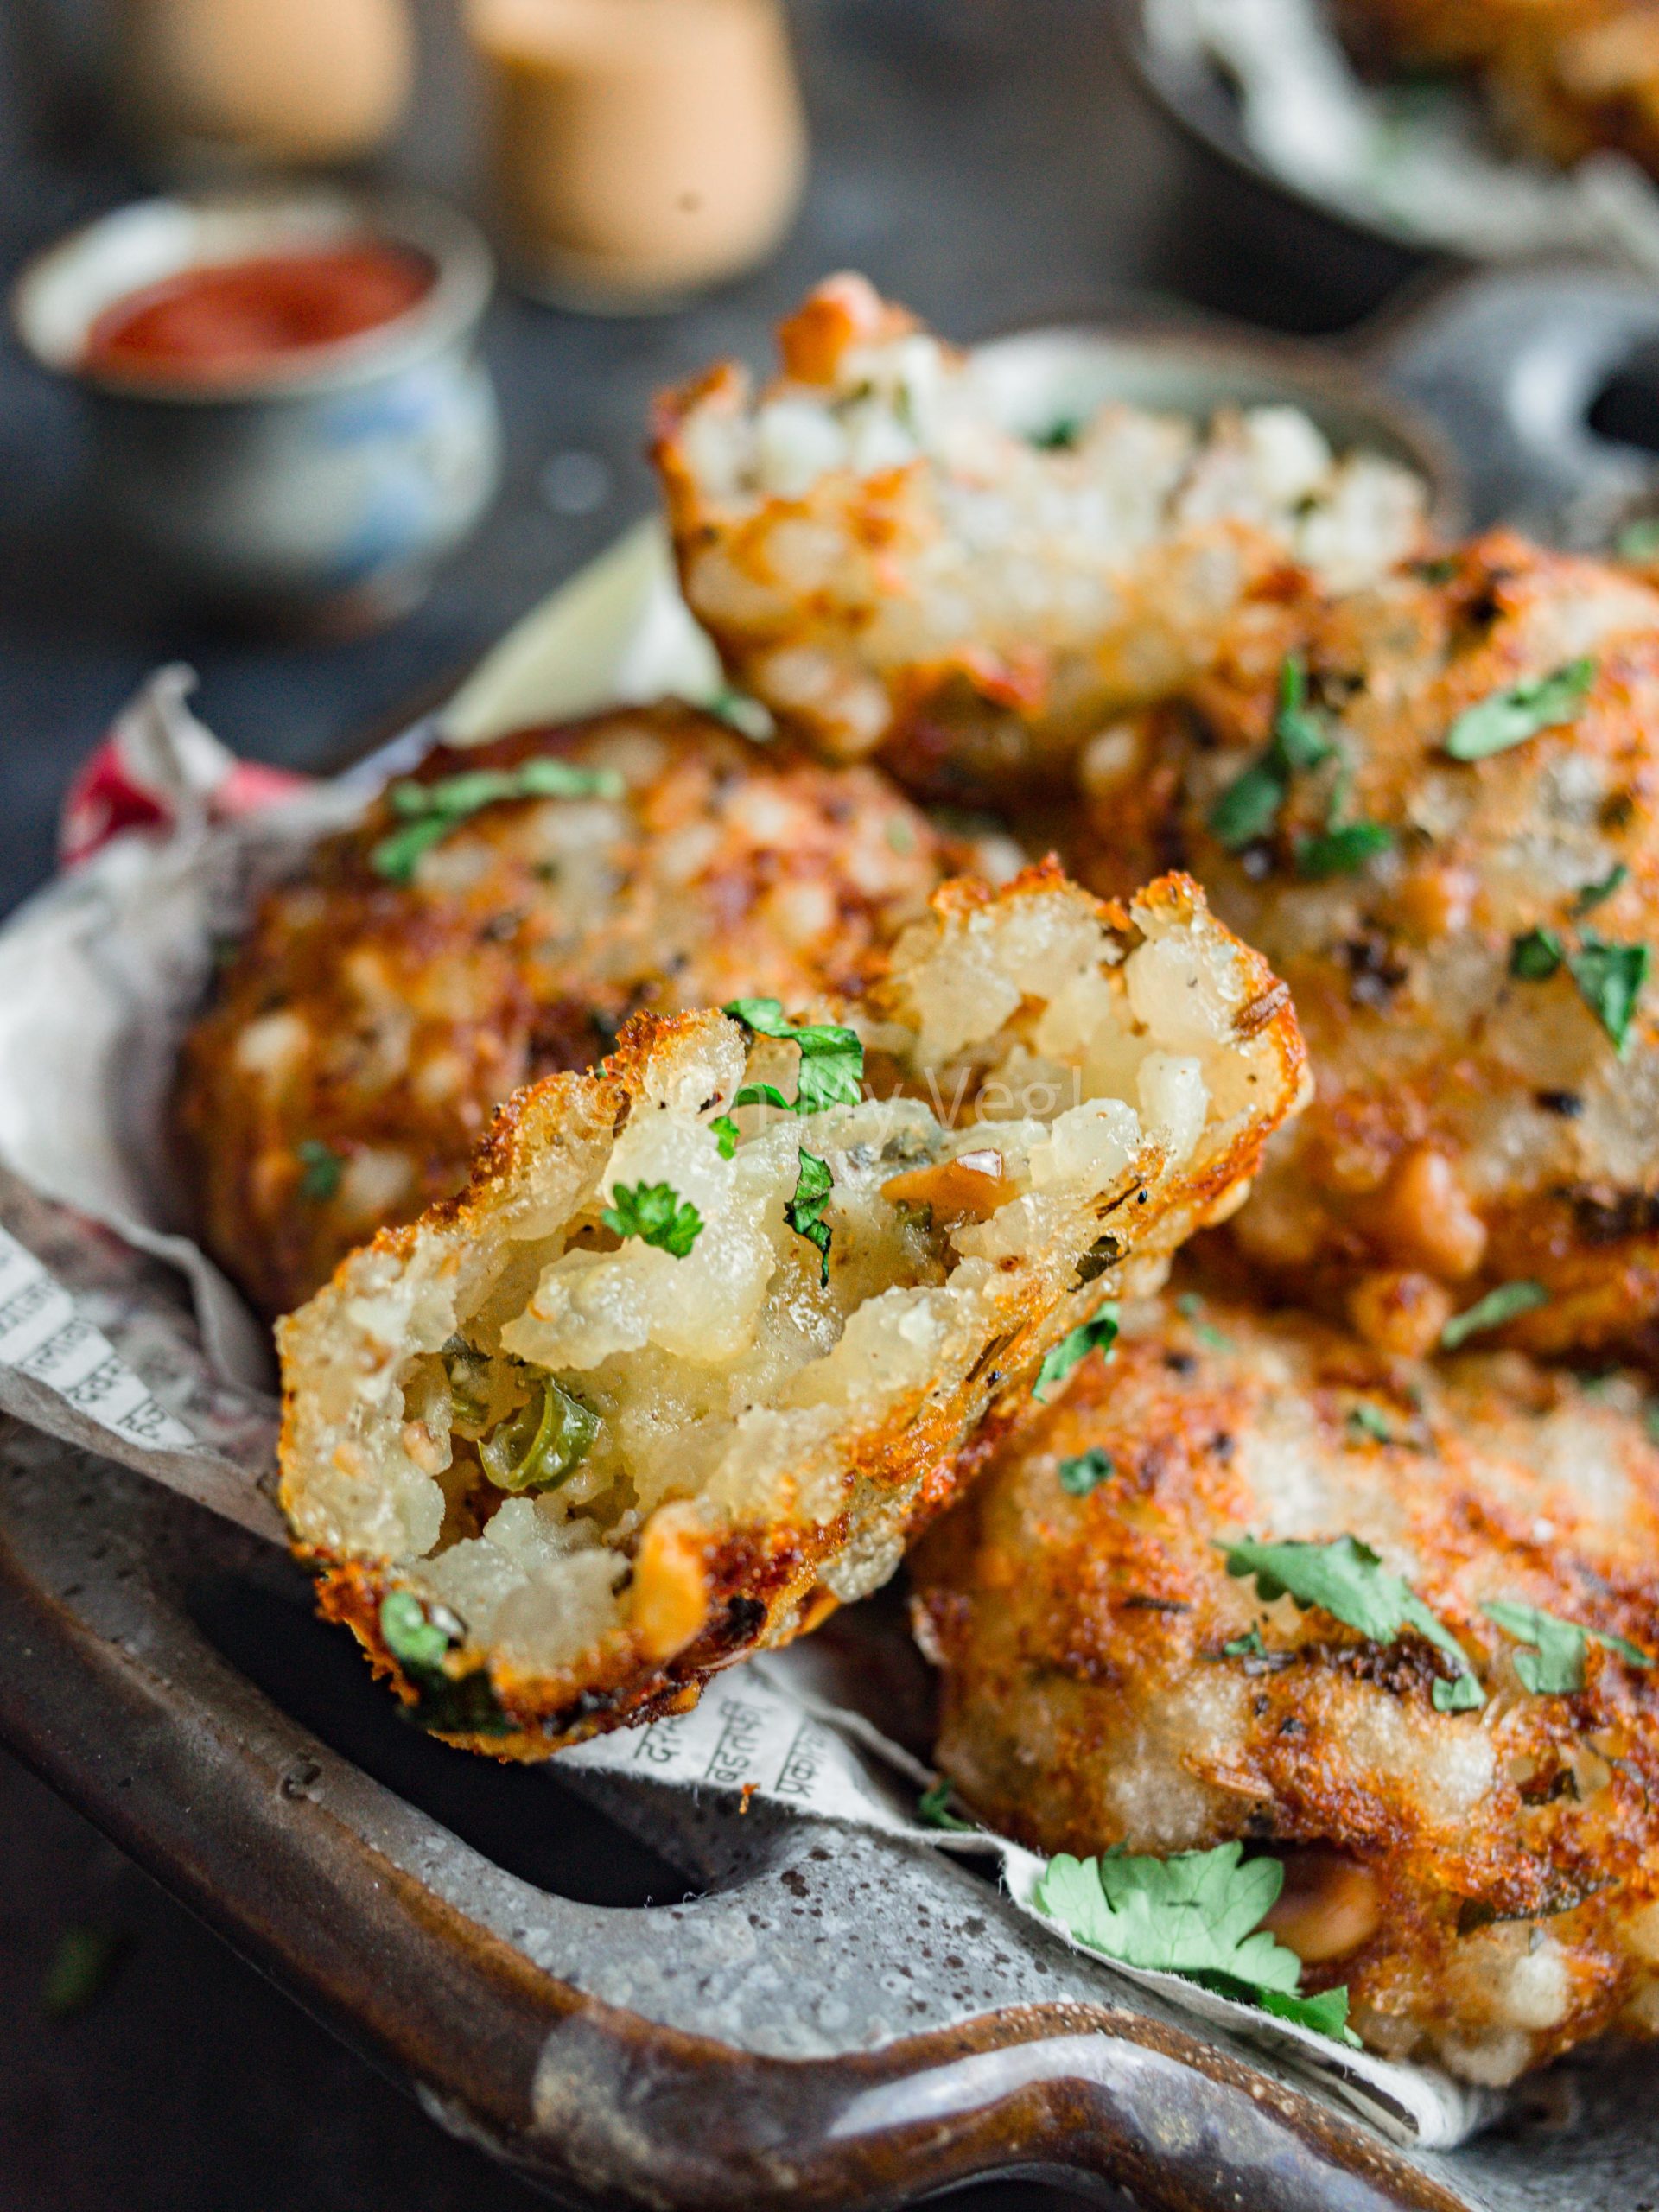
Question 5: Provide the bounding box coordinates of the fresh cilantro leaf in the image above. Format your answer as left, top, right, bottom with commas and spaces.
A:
42, 1925, 124, 2019
702, 683, 772, 739
1271, 655, 1336, 773
1058, 1448, 1115, 1496
1647, 1402, 1659, 1447
1207, 657, 1335, 851
1032, 416, 1083, 451
1294, 821, 1394, 879
732, 1081, 794, 1116
711, 1114, 739, 1160
1440, 1279, 1548, 1349
788, 1148, 834, 1283
380, 1589, 453, 1672
1618, 518, 1659, 562
1208, 760, 1286, 849
477, 1380, 598, 1494
1256, 1984, 1359, 2043
1177, 1291, 1232, 1351
1034, 1844, 1360, 2047
722, 999, 865, 1114
1483, 1599, 1653, 1694
603, 1180, 703, 1257
1346, 1402, 1393, 1446
296, 1137, 343, 1202
1220, 1535, 1483, 1708
1433, 1672, 1486, 1713
1574, 862, 1629, 916
1443, 658, 1596, 761
371, 759, 625, 880
1222, 1626, 1268, 1660
1414, 555, 1460, 584
1033, 1305, 1120, 1402
918, 1780, 976, 1831
1510, 927, 1564, 981
1568, 934, 1649, 1054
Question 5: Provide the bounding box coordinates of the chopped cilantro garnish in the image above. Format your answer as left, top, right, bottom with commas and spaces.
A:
1035, 1843, 1359, 2048
787, 1148, 834, 1283
1294, 820, 1394, 879
603, 1180, 703, 1257
711, 1114, 739, 1160
1618, 519, 1659, 563
1220, 1534, 1482, 1710
1569, 933, 1649, 1054
371, 758, 625, 882
723, 997, 865, 1115
380, 1589, 454, 1672
918, 1779, 976, 1831
1033, 1305, 1120, 1402
1032, 416, 1083, 451
1346, 1402, 1394, 1446
1222, 1626, 1269, 1661
1058, 1448, 1115, 1496
42, 1925, 124, 2019
296, 1137, 343, 1202
1443, 658, 1596, 761
1177, 1291, 1232, 1351
1509, 924, 1648, 1051
1574, 862, 1629, 916
1440, 1279, 1548, 1350
1482, 1599, 1652, 1694
477, 1379, 598, 1494
1510, 927, 1564, 981
702, 683, 772, 739
1207, 657, 1334, 851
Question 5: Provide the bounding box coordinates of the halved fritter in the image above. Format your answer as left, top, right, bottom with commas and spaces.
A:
912, 1290, 1659, 2085
1065, 531, 1659, 1365
277, 868, 1306, 1756
1337, 0, 1659, 181
652, 273, 1427, 801
175, 703, 976, 1319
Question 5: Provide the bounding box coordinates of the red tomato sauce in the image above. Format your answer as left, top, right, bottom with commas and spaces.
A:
82, 243, 435, 382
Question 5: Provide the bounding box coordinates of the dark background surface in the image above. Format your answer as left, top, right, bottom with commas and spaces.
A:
0, 4, 1370, 2207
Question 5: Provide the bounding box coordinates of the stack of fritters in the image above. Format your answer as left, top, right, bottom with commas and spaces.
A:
1337, 0, 1659, 181
192, 276, 1659, 2089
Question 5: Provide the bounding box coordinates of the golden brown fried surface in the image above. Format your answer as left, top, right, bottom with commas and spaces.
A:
174, 703, 965, 1319
912, 1290, 1659, 2083
1064, 531, 1659, 1364
1338, 0, 1659, 178
278, 868, 1306, 1757
653, 273, 1427, 801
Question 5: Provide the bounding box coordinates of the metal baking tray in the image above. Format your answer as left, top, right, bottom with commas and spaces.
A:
8, 286, 1659, 2210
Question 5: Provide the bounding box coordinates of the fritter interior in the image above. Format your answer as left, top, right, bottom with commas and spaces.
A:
912, 1290, 1659, 2085
175, 703, 976, 1319
277, 868, 1306, 1755
653, 272, 1427, 799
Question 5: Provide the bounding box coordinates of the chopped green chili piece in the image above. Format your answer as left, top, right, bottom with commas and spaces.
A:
478, 1379, 599, 1494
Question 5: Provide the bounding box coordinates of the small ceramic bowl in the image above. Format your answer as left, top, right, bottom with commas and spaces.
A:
11, 186, 503, 633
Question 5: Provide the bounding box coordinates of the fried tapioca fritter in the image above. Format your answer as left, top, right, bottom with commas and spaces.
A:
1337, 0, 1659, 181
174, 703, 972, 1319
911, 1291, 1659, 2085
653, 273, 1427, 801
279, 869, 1306, 1755
1065, 531, 1659, 1365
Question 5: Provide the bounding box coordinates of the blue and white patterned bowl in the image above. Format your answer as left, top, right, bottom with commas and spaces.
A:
11, 185, 503, 633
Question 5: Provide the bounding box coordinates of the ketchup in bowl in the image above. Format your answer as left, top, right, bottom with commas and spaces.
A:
81, 241, 435, 384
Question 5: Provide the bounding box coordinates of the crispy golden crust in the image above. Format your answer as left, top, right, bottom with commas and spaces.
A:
1064, 531, 1659, 1364
173, 703, 957, 1318
277, 868, 1306, 1757
652, 276, 1426, 802
911, 1290, 1659, 2082
1337, 0, 1659, 178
